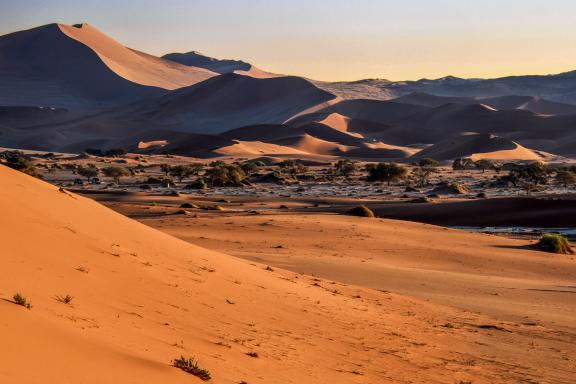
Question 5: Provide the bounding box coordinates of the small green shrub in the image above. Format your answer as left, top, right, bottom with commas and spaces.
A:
346, 205, 375, 218
13, 293, 32, 309
172, 356, 211, 381
536, 234, 574, 254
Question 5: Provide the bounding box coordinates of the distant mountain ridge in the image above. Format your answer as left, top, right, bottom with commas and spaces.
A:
313, 71, 576, 104
1, 22, 576, 160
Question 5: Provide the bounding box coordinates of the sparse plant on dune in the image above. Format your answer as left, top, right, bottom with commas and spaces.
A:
55, 294, 74, 304
12, 293, 32, 309
172, 356, 211, 381
536, 234, 574, 254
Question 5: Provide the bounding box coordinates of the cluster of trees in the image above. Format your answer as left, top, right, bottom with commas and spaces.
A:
160, 163, 204, 182
498, 162, 576, 192
362, 158, 439, 186
85, 148, 128, 157
334, 159, 357, 178
204, 164, 246, 186
452, 158, 502, 173
278, 160, 308, 176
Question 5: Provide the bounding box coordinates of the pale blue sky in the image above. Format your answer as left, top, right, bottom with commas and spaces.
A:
1, 0, 576, 81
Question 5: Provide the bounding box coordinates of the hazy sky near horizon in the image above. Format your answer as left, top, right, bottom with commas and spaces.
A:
1, 0, 576, 81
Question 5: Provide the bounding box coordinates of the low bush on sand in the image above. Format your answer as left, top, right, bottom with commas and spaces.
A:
347, 205, 375, 218
55, 294, 73, 304
13, 293, 32, 309
172, 356, 211, 381
536, 234, 574, 254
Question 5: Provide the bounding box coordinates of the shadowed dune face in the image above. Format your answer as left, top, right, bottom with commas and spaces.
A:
132, 73, 337, 134
413, 133, 542, 161
393, 92, 576, 116
368, 197, 576, 227
0, 23, 216, 108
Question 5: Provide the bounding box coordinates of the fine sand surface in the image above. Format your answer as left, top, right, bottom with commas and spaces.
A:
128, 209, 576, 328
3, 166, 576, 383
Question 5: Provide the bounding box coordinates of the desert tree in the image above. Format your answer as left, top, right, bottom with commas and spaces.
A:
365, 162, 408, 185
103, 166, 130, 184
500, 162, 550, 194
413, 158, 438, 186
205, 164, 246, 186
334, 159, 357, 178
169, 165, 202, 182
278, 159, 308, 176
77, 164, 99, 181
160, 163, 171, 176
452, 158, 474, 171
556, 169, 576, 188
240, 161, 261, 176
475, 159, 494, 173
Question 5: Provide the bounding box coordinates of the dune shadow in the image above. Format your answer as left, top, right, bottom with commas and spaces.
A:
492, 244, 538, 251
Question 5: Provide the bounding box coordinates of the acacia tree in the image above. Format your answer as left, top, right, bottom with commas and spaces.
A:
500, 162, 550, 194
278, 159, 308, 176
452, 157, 474, 171
103, 166, 130, 184
160, 163, 171, 176
556, 169, 576, 188
169, 164, 202, 182
205, 164, 246, 186
475, 159, 494, 173
365, 162, 408, 185
77, 165, 99, 181
334, 159, 357, 178
413, 158, 438, 186
240, 161, 261, 176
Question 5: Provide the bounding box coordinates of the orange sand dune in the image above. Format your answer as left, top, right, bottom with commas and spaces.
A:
58, 23, 215, 90
273, 134, 352, 155
214, 140, 313, 156
3, 166, 575, 382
